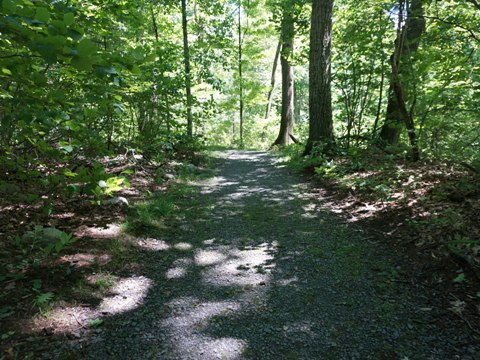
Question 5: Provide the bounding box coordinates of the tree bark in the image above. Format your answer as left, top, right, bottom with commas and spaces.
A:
238, 0, 244, 148
304, 0, 334, 155
372, 66, 384, 137
151, 6, 159, 43
273, 12, 295, 146
379, 0, 425, 155
265, 39, 282, 119
181, 0, 193, 137
390, 54, 420, 160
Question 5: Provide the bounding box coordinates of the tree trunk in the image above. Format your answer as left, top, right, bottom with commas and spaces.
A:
390, 54, 420, 161
265, 39, 282, 119
372, 65, 385, 137
379, 0, 425, 154
304, 0, 334, 155
151, 6, 159, 43
181, 0, 193, 137
238, 0, 244, 148
273, 12, 295, 146
294, 81, 302, 123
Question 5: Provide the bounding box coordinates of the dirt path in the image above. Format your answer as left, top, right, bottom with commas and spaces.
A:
47, 150, 478, 359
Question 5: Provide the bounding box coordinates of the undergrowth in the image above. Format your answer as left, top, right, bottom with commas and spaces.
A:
278, 143, 480, 278
0, 147, 216, 349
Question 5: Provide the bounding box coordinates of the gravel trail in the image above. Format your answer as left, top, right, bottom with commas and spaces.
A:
54, 150, 478, 359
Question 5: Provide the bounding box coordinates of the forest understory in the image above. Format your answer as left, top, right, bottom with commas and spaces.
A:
0, 149, 211, 355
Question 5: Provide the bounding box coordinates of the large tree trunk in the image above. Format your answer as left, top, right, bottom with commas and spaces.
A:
304, 0, 334, 155
181, 0, 193, 137
379, 83, 402, 144
273, 12, 295, 146
265, 39, 282, 119
379, 0, 425, 157
390, 53, 420, 160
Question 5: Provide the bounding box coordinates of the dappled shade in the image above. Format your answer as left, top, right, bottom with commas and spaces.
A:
28, 150, 477, 359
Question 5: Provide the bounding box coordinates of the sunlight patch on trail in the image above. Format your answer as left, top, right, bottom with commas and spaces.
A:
99, 276, 151, 315
301, 203, 320, 219
200, 176, 239, 194
174, 242, 194, 251
136, 238, 170, 251
74, 223, 122, 239
166, 258, 193, 279
166, 266, 188, 279
162, 297, 245, 359
195, 250, 228, 266
30, 276, 151, 336
202, 242, 277, 287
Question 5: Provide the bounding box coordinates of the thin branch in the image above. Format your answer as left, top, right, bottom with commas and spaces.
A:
0, 54, 43, 59
423, 15, 480, 42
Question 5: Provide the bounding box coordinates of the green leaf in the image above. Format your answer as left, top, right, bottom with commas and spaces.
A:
50, 35, 67, 47
35, 7, 50, 23
34, 292, 54, 305
1, 331, 15, 341
32, 73, 47, 86
18, 4, 34, 17
131, 65, 142, 75
61, 145, 73, 153
71, 56, 93, 71
453, 273, 466, 283
64, 12, 75, 26
32, 279, 42, 291
36, 44, 57, 63
2, 0, 16, 13
88, 318, 104, 328
77, 39, 96, 57
2, 68, 12, 76
71, 39, 96, 70
42, 201, 53, 216
63, 169, 77, 177
0, 89, 13, 99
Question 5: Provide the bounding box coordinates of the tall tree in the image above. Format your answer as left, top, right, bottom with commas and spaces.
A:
273, 8, 295, 146
379, 0, 426, 161
181, 0, 194, 137
304, 0, 334, 155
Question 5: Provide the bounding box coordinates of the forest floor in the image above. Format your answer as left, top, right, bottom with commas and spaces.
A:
1, 150, 479, 359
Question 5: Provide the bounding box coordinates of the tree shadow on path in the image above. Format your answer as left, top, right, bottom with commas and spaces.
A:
48, 150, 478, 359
